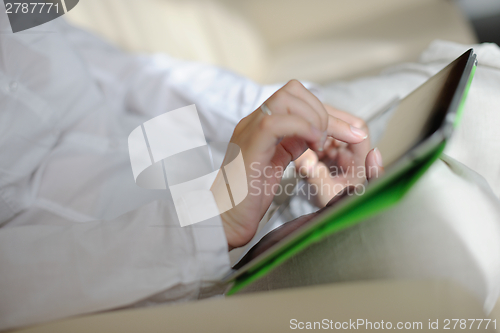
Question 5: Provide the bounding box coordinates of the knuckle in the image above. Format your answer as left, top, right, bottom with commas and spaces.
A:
286, 79, 304, 91
330, 116, 342, 127
274, 89, 288, 103
233, 123, 243, 134
353, 118, 367, 130
259, 115, 275, 131
235, 120, 247, 133
319, 107, 329, 120
233, 123, 247, 138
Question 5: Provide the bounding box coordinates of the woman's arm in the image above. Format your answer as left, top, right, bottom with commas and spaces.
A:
0, 200, 229, 331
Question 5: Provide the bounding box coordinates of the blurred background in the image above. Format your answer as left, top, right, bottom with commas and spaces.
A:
458, 0, 500, 45
66, 0, 499, 84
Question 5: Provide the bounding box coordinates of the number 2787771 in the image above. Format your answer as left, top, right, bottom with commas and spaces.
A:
5, 3, 60, 14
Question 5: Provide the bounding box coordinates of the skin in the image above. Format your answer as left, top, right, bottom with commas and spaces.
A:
294, 105, 384, 208
234, 186, 358, 268
214, 80, 384, 250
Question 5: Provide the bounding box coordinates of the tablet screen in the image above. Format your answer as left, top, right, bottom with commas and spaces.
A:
377, 51, 469, 166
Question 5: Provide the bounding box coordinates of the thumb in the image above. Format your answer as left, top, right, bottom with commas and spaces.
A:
365, 148, 385, 181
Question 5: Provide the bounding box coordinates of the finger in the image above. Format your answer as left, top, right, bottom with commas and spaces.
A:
324, 136, 336, 148
336, 110, 371, 157
323, 138, 345, 160
324, 105, 371, 156
252, 114, 322, 156
349, 136, 371, 159
270, 137, 309, 170
365, 148, 385, 181
327, 115, 368, 144
301, 161, 346, 208
324, 104, 367, 130
295, 149, 318, 177
325, 104, 371, 156
283, 80, 329, 133
318, 137, 335, 160
265, 89, 323, 133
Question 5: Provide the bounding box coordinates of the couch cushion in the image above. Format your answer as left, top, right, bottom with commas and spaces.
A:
66, 0, 266, 80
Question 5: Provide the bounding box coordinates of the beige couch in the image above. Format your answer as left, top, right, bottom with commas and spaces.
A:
12, 280, 494, 333
66, 0, 476, 83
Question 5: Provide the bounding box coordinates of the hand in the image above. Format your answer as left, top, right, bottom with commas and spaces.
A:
295, 105, 384, 208
237, 186, 359, 266
241, 154, 385, 263
213, 80, 368, 249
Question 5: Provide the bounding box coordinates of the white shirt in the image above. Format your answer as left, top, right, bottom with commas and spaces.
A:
0, 13, 285, 330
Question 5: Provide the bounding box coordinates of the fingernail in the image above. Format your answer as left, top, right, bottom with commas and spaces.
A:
374, 148, 383, 167
350, 125, 368, 139
318, 131, 328, 152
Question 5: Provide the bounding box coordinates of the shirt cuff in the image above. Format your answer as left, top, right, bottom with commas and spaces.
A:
189, 214, 231, 283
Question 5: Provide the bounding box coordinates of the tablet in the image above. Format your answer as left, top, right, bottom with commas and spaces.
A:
224, 49, 477, 288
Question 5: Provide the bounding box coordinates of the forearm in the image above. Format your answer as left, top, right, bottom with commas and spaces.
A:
0, 200, 230, 331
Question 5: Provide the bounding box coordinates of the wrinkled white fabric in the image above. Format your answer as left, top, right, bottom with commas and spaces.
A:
0, 14, 289, 330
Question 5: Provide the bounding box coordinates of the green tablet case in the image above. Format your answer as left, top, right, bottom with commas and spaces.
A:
227, 63, 476, 296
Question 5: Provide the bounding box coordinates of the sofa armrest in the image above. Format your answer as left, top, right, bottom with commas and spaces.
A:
12, 280, 492, 333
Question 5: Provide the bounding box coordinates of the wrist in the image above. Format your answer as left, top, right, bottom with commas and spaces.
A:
220, 211, 256, 251
221, 214, 236, 251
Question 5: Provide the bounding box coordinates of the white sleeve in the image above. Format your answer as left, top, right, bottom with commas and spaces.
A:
0, 200, 230, 331
0, 16, 230, 331
60, 20, 283, 142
